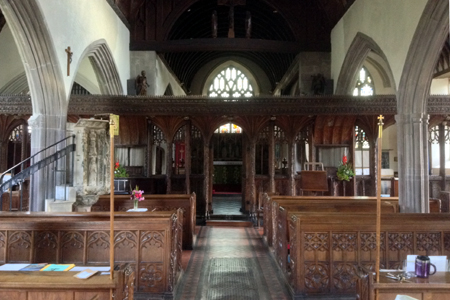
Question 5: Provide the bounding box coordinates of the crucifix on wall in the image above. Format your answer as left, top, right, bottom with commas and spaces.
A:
218, 0, 246, 38
65, 46, 73, 76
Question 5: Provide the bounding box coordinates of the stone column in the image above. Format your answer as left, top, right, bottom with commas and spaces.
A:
396, 113, 429, 213
28, 114, 67, 212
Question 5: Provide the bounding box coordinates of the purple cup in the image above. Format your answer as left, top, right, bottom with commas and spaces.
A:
415, 255, 437, 278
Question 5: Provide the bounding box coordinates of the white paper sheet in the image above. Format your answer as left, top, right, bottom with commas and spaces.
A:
70, 266, 111, 272
395, 295, 419, 300
0, 264, 29, 271
126, 208, 148, 212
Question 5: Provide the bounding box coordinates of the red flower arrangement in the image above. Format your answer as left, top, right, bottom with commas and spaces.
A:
114, 161, 129, 178
336, 155, 355, 181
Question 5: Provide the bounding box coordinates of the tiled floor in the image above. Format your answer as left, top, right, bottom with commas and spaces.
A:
211, 195, 244, 216
175, 226, 292, 300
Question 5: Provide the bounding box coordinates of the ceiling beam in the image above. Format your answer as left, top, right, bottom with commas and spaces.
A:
130, 38, 304, 53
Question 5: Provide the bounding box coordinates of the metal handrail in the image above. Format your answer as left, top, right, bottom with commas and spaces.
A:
0, 135, 76, 211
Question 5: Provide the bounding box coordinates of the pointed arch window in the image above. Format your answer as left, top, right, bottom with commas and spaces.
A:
208, 67, 254, 99
353, 67, 374, 96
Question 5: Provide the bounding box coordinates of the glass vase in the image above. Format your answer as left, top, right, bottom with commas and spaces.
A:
133, 199, 139, 210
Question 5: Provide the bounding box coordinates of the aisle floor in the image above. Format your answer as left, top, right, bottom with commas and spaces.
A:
175, 226, 291, 300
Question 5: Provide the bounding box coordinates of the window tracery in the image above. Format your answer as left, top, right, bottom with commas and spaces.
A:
208, 67, 254, 99
353, 67, 374, 96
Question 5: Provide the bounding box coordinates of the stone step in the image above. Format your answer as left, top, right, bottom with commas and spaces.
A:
206, 220, 254, 227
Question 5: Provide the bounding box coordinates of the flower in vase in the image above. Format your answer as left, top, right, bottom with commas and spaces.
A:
130, 185, 145, 210
131, 186, 145, 201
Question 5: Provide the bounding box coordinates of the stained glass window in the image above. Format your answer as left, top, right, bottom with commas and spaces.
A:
215, 123, 242, 133
353, 67, 374, 96
208, 67, 254, 99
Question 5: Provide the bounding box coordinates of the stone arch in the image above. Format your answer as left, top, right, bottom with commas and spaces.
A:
397, 1, 448, 114
0, 72, 28, 94
75, 40, 123, 95
0, 0, 67, 210
0, 0, 66, 115
395, 0, 449, 213
335, 32, 395, 95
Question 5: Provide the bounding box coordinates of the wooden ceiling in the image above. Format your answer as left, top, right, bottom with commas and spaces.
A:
108, 0, 355, 92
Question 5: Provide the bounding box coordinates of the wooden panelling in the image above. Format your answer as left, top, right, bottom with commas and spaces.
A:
0, 211, 182, 298
282, 213, 450, 298
94, 193, 196, 250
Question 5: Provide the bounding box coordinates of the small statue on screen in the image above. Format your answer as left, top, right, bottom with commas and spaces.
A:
135, 70, 149, 96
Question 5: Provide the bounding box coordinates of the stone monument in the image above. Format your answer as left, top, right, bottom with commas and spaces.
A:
67, 118, 110, 211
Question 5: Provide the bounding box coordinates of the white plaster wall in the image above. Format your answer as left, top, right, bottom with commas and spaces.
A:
0, 24, 25, 91
430, 78, 449, 95
155, 56, 186, 96
74, 58, 100, 94
36, 0, 130, 98
331, 0, 428, 91
130, 51, 186, 96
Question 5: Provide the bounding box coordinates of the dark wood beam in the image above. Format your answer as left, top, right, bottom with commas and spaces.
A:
130, 38, 304, 53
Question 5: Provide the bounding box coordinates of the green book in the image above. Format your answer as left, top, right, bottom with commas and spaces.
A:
40, 264, 75, 271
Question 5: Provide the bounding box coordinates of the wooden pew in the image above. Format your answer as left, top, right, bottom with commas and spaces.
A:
262, 194, 400, 247
283, 213, 450, 299
0, 211, 183, 299
271, 201, 398, 277
0, 265, 134, 300
94, 193, 196, 250
262, 194, 441, 247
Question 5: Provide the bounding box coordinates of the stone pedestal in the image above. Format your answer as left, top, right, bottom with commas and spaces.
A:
45, 199, 76, 212
67, 119, 110, 210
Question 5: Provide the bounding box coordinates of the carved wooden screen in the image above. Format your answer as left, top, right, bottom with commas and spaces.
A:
191, 126, 204, 174
256, 125, 269, 175
152, 125, 167, 175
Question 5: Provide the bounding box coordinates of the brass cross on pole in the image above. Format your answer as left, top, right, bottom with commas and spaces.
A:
375, 114, 384, 300
65, 47, 73, 76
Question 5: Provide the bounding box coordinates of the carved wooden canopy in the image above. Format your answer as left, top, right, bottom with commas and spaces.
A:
1, 94, 450, 117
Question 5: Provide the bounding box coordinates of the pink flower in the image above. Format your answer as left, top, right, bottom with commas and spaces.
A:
131, 186, 145, 201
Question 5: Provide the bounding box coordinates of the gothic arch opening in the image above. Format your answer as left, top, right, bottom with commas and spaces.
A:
75, 40, 123, 95
202, 61, 260, 96
335, 32, 396, 95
